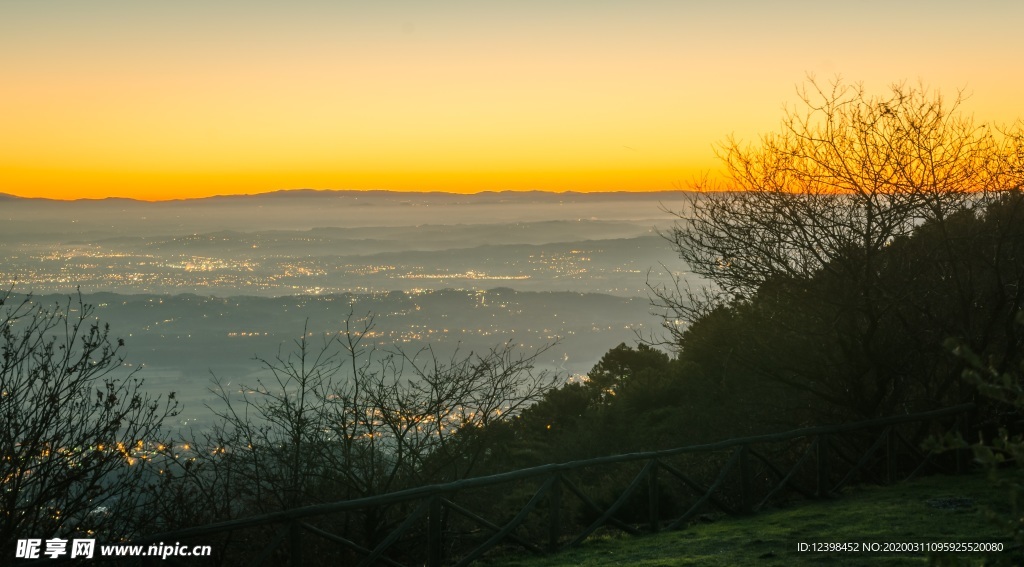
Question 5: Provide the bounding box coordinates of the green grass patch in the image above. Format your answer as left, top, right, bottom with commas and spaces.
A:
481, 471, 1019, 566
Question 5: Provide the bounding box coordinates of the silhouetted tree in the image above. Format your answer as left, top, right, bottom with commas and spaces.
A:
155, 312, 558, 550
658, 79, 1021, 325
0, 290, 178, 550
655, 78, 1024, 421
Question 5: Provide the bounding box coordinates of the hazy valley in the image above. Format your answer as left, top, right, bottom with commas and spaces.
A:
1, 190, 698, 427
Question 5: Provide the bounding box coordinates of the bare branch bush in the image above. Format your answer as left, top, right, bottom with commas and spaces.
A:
653, 78, 1024, 422
155, 311, 559, 545
659, 78, 1022, 335
0, 290, 178, 548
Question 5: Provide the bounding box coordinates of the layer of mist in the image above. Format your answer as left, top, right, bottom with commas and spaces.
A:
2, 190, 700, 429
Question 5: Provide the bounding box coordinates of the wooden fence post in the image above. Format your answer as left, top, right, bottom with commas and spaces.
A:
289, 520, 302, 566
428, 496, 443, 567
739, 446, 752, 514
648, 460, 660, 533
816, 434, 830, 498
885, 427, 896, 484
549, 474, 562, 551
955, 415, 966, 474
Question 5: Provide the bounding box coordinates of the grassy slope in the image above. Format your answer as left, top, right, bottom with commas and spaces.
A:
482, 471, 1019, 566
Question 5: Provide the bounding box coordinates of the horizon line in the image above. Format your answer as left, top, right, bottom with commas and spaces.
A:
1, 187, 696, 204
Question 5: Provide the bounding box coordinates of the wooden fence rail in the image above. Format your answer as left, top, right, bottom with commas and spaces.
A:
121, 403, 973, 566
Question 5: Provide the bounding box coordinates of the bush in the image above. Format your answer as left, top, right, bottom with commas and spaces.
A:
0, 290, 178, 548
943, 314, 1024, 563
152, 313, 558, 558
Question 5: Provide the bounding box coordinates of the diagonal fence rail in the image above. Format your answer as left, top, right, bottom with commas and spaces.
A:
120, 403, 973, 566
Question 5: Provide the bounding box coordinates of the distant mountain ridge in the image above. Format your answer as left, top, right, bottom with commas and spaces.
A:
1, 188, 686, 240
1, 188, 690, 205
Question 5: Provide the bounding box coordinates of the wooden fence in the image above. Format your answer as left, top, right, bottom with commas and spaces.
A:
125, 403, 973, 566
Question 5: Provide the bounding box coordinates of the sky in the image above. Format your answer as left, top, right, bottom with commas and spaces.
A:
3, 1, 1024, 201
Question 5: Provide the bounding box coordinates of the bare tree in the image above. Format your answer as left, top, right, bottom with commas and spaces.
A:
0, 290, 178, 548
156, 312, 559, 547
656, 78, 1023, 335
652, 78, 1024, 421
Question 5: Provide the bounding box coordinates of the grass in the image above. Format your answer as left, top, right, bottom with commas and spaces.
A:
480, 471, 1019, 566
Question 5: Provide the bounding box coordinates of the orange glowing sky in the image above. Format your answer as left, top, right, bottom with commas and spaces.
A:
3, 1, 1024, 201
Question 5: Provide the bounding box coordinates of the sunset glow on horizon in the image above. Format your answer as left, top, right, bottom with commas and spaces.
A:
4, 1, 1024, 201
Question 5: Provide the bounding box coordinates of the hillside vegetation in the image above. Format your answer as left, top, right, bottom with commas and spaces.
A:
484, 472, 1017, 566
